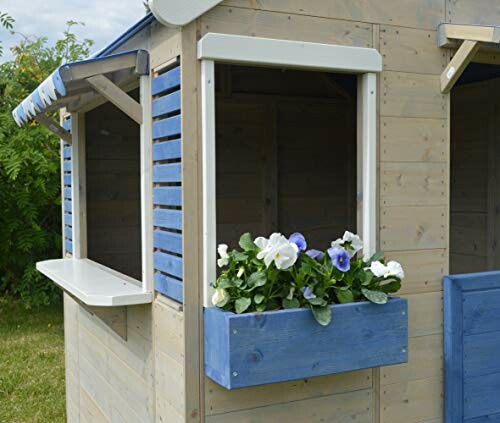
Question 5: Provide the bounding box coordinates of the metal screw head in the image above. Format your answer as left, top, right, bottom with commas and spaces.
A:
232, 371, 238, 377
402, 311, 406, 316
402, 348, 407, 353
232, 329, 238, 335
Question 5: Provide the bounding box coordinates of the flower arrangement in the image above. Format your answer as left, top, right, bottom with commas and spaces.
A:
211, 231, 405, 326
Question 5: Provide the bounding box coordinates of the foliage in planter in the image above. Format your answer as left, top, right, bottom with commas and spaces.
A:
211, 231, 405, 325
0, 14, 93, 307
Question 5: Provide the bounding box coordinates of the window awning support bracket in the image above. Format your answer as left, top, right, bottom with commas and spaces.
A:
439, 23, 500, 93
86, 74, 143, 124
35, 113, 73, 144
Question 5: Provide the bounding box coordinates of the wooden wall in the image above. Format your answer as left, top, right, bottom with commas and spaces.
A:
194, 0, 452, 421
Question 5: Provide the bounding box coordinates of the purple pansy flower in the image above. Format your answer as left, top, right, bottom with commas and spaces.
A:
301, 286, 317, 300
289, 232, 307, 252
328, 247, 351, 272
306, 249, 325, 261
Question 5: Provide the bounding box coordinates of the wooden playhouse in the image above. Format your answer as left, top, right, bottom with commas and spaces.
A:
12, 1, 500, 422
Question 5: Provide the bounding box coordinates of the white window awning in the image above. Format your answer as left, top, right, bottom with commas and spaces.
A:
12, 49, 149, 140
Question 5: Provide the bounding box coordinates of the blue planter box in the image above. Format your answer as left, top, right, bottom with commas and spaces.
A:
204, 297, 408, 389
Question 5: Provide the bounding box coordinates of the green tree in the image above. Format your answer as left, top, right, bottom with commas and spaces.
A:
0, 17, 93, 306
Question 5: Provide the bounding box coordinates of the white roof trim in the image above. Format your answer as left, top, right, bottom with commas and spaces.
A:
198, 33, 383, 73
148, 0, 223, 27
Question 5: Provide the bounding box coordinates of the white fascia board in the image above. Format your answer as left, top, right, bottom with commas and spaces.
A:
198, 33, 383, 73
149, 0, 223, 27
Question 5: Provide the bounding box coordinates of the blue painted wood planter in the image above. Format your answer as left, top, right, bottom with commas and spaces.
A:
204, 297, 408, 389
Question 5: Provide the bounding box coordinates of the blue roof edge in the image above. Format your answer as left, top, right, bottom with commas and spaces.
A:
95, 13, 156, 58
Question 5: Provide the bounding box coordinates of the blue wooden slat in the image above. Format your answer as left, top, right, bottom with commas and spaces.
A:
63, 160, 72, 172
153, 208, 182, 230
65, 240, 73, 253
152, 115, 181, 140
464, 372, 500, 419
153, 186, 182, 206
63, 146, 71, 159
63, 174, 72, 185
153, 139, 181, 161
155, 272, 183, 303
205, 297, 408, 390
152, 90, 181, 118
64, 200, 72, 213
154, 229, 182, 254
153, 251, 183, 279
464, 331, 500, 378
64, 226, 72, 240
64, 187, 72, 199
62, 119, 71, 131
153, 163, 181, 183
465, 414, 500, 423
64, 213, 72, 226
152, 65, 180, 96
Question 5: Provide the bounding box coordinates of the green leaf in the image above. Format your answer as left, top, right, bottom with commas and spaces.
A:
367, 251, 384, 264
283, 298, 300, 309
311, 305, 332, 326
247, 271, 267, 288
239, 232, 257, 251
361, 288, 388, 304
235, 297, 251, 313
308, 297, 327, 306
254, 293, 265, 304
255, 303, 266, 312
360, 270, 374, 286
379, 280, 401, 293
336, 288, 354, 304
232, 278, 244, 288
232, 251, 247, 262
217, 278, 233, 289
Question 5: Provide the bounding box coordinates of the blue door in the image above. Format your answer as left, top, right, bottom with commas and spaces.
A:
445, 272, 500, 422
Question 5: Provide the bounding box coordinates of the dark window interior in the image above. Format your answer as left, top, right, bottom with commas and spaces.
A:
451, 64, 500, 274
215, 65, 357, 251
85, 89, 142, 280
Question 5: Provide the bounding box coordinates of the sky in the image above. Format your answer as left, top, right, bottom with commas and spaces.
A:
0, 0, 147, 62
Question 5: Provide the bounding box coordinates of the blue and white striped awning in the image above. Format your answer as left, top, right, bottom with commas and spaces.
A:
12, 49, 149, 127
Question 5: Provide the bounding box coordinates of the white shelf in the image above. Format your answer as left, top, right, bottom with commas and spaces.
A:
36, 258, 153, 306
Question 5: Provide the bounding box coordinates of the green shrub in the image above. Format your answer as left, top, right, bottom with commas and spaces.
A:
0, 16, 93, 307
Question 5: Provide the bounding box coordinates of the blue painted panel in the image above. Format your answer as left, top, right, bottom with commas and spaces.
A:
62, 119, 71, 131
153, 208, 182, 231
154, 272, 183, 303
64, 226, 72, 240
152, 66, 180, 96
63, 174, 72, 185
65, 240, 73, 254
64, 187, 72, 199
153, 139, 181, 161
63, 146, 71, 159
64, 213, 72, 226
152, 115, 181, 140
63, 160, 71, 172
154, 229, 182, 254
153, 163, 181, 183
64, 200, 72, 213
463, 289, 500, 335
152, 90, 181, 118
153, 186, 182, 206
205, 297, 408, 389
445, 271, 500, 423
153, 251, 183, 279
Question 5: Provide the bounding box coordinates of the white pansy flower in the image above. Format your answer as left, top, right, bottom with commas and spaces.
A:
331, 231, 363, 258
256, 232, 299, 270
217, 244, 229, 268
368, 260, 388, 277
386, 261, 405, 279
211, 287, 229, 307
367, 260, 405, 279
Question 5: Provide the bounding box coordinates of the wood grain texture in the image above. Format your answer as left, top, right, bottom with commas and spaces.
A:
222, 0, 444, 30
201, 5, 373, 47
205, 298, 408, 389
447, 0, 500, 27
381, 26, 447, 74
381, 71, 447, 119
406, 291, 443, 338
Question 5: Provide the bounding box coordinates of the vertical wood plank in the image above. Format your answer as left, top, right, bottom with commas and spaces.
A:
181, 20, 203, 423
